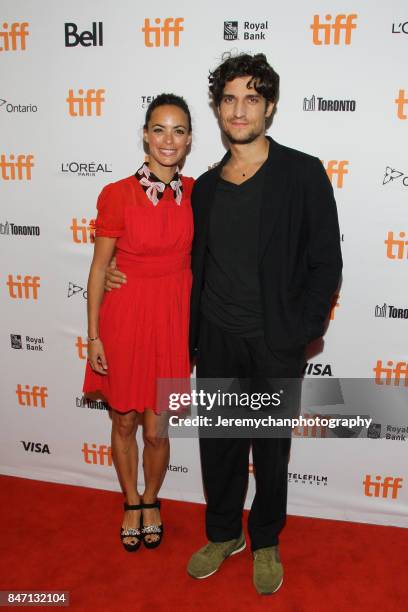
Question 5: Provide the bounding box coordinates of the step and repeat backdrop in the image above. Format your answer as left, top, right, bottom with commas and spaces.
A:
1, 0, 407, 527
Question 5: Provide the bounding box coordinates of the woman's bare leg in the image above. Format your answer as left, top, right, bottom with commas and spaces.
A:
142, 409, 169, 543
111, 409, 142, 545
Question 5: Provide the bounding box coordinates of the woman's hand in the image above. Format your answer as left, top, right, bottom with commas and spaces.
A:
88, 338, 108, 375
105, 256, 127, 291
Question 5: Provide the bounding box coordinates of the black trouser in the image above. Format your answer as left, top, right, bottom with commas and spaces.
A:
196, 316, 304, 551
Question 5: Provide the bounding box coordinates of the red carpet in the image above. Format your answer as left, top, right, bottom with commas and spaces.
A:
0, 475, 406, 611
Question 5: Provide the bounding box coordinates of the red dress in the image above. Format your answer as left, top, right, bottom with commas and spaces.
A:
83, 171, 194, 413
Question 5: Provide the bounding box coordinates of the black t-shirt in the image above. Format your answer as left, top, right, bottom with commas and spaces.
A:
201, 164, 266, 336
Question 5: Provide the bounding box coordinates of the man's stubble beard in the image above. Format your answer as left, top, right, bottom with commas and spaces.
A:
221, 125, 264, 146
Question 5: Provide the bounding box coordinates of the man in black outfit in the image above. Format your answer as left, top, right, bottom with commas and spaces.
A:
186, 53, 342, 594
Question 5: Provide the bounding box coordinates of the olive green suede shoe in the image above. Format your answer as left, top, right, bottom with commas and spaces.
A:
187, 532, 246, 579
253, 546, 283, 595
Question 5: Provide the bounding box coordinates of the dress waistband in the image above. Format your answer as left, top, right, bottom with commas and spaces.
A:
116, 250, 191, 278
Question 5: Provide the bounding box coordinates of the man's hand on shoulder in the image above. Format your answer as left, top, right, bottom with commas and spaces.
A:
105, 256, 127, 291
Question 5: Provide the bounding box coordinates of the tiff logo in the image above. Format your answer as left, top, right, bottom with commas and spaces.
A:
323, 161, 349, 188
76, 337, 88, 360
16, 384, 48, 408
0, 154, 34, 180
66, 89, 105, 116
64, 22, 103, 47
385, 231, 408, 259
373, 360, 408, 386
142, 17, 184, 47
0, 22, 29, 51
311, 14, 357, 45
82, 442, 112, 466
7, 275, 40, 299
330, 293, 340, 320
71, 218, 95, 243
363, 475, 403, 499
395, 89, 408, 119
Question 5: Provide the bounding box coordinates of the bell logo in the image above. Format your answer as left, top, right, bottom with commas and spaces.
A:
76, 336, 88, 360
142, 17, 184, 47
330, 293, 340, 320
323, 161, 349, 188
373, 360, 408, 386
16, 384, 48, 408
385, 231, 408, 259
66, 89, 105, 117
71, 218, 95, 243
363, 475, 403, 499
7, 275, 40, 299
82, 442, 112, 466
311, 14, 357, 45
0, 22, 29, 51
0, 154, 34, 180
395, 89, 408, 119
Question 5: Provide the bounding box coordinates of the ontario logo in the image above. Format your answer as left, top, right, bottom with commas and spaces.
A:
383, 166, 408, 187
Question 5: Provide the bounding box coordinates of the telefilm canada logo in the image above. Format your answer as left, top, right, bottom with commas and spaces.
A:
0, 221, 40, 237
223, 20, 269, 41
11, 334, 45, 351
382, 166, 408, 187
0, 97, 38, 113
141, 95, 156, 109
61, 161, 112, 177
375, 303, 408, 320
303, 95, 356, 112
288, 472, 328, 486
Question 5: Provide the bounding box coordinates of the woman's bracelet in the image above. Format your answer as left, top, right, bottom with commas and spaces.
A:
87, 335, 99, 342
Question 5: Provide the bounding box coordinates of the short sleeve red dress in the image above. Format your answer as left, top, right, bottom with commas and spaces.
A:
83, 164, 194, 413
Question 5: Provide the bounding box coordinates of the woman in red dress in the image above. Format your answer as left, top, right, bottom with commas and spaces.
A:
83, 94, 193, 551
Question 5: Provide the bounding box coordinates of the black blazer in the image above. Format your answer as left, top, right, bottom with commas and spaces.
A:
189, 136, 343, 356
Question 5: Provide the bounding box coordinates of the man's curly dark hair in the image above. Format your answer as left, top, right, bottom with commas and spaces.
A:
209, 52, 279, 107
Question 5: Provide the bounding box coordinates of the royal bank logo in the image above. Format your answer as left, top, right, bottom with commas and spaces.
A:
367, 423, 382, 439
223, 20, 269, 41
383, 166, 408, 187
68, 282, 87, 299
0, 98, 38, 113
224, 21, 238, 40
288, 472, 328, 486
61, 161, 112, 177
0, 221, 40, 237
11, 334, 45, 351
375, 303, 408, 319
367, 423, 408, 441
303, 95, 356, 112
